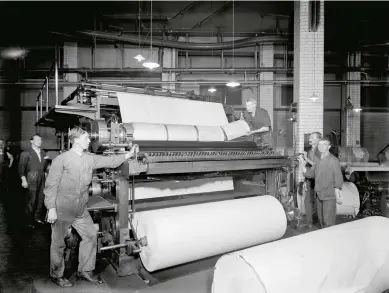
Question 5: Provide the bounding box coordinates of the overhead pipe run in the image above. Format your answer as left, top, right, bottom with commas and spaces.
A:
191, 1, 232, 29
2, 79, 389, 86
0, 66, 377, 75
76, 30, 289, 50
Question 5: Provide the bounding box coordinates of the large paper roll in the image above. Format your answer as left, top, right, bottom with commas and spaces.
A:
130, 177, 234, 200
221, 120, 251, 141
337, 182, 360, 217
165, 124, 198, 141
131, 123, 168, 141
196, 126, 226, 142
117, 92, 228, 126
212, 216, 389, 293
132, 196, 287, 272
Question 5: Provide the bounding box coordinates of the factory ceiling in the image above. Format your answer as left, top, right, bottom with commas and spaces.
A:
0, 1, 388, 53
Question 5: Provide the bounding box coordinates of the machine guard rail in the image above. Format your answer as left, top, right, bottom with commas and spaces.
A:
35, 45, 60, 123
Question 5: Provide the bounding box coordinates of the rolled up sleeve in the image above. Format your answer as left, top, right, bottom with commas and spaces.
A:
332, 159, 344, 190
91, 154, 127, 170
44, 156, 63, 210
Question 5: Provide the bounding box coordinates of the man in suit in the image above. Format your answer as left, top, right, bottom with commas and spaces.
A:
18, 134, 48, 227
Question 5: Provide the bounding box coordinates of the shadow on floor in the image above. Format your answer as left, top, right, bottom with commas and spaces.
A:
0, 184, 362, 293
0, 185, 51, 293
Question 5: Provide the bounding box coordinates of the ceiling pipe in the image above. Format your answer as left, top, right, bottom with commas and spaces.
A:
0, 66, 378, 75
191, 1, 232, 29
1, 79, 389, 86
76, 30, 290, 50
171, 1, 199, 20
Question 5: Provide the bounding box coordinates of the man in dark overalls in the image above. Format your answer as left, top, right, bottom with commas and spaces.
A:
301, 132, 322, 227
18, 134, 48, 228
241, 98, 272, 148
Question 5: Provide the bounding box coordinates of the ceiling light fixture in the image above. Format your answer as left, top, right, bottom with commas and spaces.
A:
309, 27, 319, 102
134, 54, 145, 62
134, 1, 145, 63
142, 0, 160, 70
309, 93, 319, 101
344, 97, 362, 112
226, 1, 239, 88
142, 60, 160, 69
226, 81, 240, 88
208, 87, 217, 93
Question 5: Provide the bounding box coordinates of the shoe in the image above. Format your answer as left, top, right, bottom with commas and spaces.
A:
51, 277, 74, 288
76, 271, 103, 284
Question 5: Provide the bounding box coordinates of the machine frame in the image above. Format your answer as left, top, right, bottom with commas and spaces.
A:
36, 82, 292, 281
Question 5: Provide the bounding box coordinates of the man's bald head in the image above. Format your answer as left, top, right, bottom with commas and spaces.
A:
309, 132, 322, 148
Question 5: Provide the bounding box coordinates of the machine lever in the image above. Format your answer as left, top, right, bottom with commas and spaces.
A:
100, 236, 148, 252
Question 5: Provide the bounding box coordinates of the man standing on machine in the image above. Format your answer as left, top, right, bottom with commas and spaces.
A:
44, 126, 139, 288
241, 98, 272, 148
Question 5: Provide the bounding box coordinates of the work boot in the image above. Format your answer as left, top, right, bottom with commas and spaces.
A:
76, 271, 103, 284
51, 277, 74, 288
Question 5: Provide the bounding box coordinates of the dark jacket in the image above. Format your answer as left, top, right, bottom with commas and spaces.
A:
304, 153, 343, 201
18, 148, 47, 179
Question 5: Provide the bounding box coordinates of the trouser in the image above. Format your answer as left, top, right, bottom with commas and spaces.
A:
316, 195, 337, 228
50, 208, 97, 278
25, 171, 45, 223
304, 179, 315, 223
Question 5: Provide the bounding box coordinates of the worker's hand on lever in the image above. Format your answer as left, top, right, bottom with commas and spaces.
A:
47, 208, 57, 224
125, 144, 139, 160
21, 177, 28, 188
297, 154, 307, 166
335, 188, 343, 205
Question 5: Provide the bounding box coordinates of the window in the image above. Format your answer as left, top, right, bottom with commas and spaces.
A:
199, 85, 242, 105
361, 86, 389, 107
281, 85, 293, 106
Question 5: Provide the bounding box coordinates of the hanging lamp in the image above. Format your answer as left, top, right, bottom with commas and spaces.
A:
309, 28, 318, 101
134, 0, 145, 62
142, 0, 160, 69
226, 0, 240, 88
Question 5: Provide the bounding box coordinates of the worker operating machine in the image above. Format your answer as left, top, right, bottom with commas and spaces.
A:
36, 81, 292, 282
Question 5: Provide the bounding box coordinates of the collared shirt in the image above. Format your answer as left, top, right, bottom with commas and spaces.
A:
32, 147, 41, 162
18, 147, 46, 177
44, 150, 127, 221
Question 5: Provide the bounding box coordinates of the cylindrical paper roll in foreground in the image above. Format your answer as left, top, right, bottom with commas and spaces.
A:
132, 195, 287, 272
212, 216, 389, 293
337, 182, 360, 217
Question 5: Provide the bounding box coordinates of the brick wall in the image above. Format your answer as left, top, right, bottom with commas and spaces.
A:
259, 44, 274, 126
361, 112, 389, 158
344, 52, 361, 146
293, 0, 325, 181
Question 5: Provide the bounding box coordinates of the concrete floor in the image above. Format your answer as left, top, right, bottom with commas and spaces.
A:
0, 188, 343, 293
